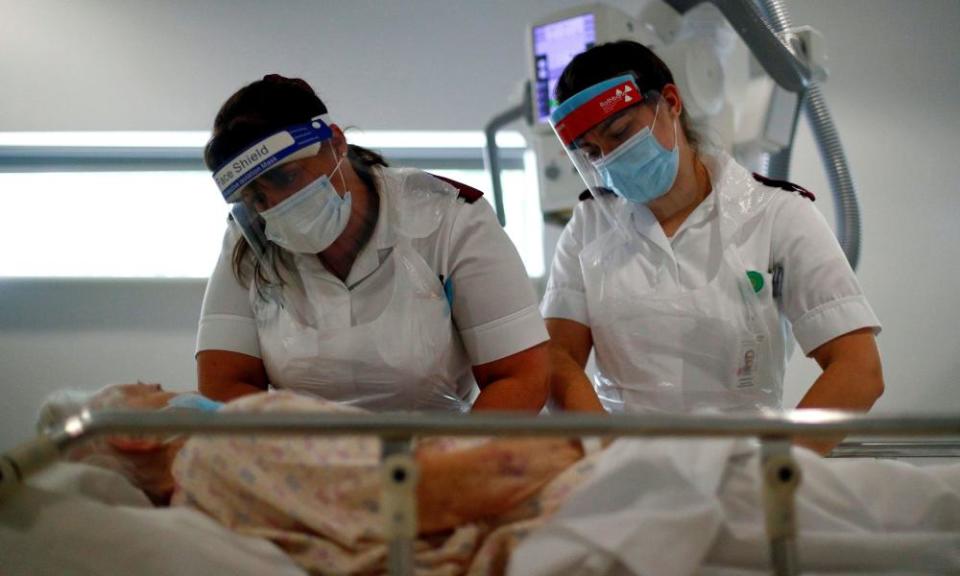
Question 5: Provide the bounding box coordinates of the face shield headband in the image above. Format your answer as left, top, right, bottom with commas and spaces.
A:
549, 74, 644, 150
212, 114, 334, 203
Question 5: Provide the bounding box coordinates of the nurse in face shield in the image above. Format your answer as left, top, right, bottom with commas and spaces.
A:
543, 42, 884, 450
198, 74, 550, 413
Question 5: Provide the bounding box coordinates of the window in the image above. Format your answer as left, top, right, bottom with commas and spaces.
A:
0, 131, 542, 278
0, 170, 225, 277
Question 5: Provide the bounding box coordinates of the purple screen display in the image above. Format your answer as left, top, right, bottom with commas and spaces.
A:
532, 13, 597, 123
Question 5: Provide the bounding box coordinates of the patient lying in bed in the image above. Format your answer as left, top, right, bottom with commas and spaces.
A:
42, 383, 960, 576
172, 391, 593, 575
45, 384, 594, 574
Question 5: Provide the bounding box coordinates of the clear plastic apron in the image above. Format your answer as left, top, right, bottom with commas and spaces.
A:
252, 172, 472, 412
582, 193, 786, 414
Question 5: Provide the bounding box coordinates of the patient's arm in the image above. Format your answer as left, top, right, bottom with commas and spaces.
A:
415, 438, 584, 534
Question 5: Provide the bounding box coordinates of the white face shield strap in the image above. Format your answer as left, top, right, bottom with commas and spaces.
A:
212, 114, 334, 203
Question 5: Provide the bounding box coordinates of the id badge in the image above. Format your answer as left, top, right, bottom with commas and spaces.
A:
736, 335, 765, 390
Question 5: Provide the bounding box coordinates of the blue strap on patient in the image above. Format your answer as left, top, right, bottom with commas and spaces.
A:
166, 394, 224, 412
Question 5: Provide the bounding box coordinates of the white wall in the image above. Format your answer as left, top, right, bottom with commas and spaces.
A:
0, 280, 206, 444
0, 0, 633, 132
2, 0, 959, 445
775, 0, 960, 411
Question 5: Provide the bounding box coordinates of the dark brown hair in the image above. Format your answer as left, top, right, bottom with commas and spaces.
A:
205, 74, 387, 288
555, 41, 700, 149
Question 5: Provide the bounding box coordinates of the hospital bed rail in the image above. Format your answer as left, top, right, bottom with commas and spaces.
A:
828, 439, 960, 459
2, 410, 958, 576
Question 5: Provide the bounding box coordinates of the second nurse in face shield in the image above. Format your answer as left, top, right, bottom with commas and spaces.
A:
543, 42, 884, 436
197, 75, 549, 412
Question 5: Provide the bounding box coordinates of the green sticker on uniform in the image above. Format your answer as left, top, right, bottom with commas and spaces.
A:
746, 270, 764, 293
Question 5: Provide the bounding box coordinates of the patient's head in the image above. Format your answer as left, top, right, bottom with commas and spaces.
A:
93, 382, 178, 410
39, 383, 185, 504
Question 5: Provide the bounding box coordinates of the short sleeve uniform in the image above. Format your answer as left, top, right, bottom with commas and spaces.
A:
542, 152, 880, 410
197, 167, 547, 407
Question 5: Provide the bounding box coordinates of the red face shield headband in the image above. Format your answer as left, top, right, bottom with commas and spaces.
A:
550, 74, 644, 149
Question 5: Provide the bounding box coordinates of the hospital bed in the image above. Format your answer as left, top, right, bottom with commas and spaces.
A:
2, 409, 958, 576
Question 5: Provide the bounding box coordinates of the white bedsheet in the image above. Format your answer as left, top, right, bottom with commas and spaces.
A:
509, 438, 960, 576
0, 462, 306, 576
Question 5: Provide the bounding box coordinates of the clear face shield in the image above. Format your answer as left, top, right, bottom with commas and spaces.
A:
549, 75, 669, 205
211, 115, 336, 281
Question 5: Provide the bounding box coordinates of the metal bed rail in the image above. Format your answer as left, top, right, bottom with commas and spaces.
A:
829, 439, 960, 459
2, 410, 959, 576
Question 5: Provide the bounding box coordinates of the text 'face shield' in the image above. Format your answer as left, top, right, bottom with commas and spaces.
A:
211, 115, 337, 273
212, 115, 334, 204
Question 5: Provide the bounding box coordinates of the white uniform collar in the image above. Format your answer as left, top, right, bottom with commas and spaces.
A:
341, 166, 455, 287
344, 167, 400, 286
292, 166, 397, 287
607, 150, 774, 250
707, 150, 779, 246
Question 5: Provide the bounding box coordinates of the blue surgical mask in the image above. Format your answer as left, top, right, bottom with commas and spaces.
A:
595, 102, 679, 205
261, 152, 351, 253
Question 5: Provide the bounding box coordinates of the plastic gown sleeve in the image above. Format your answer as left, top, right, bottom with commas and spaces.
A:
444, 199, 548, 365
540, 209, 590, 325
771, 195, 881, 355
196, 225, 261, 358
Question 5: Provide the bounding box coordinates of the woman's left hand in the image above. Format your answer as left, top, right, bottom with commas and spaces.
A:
795, 328, 884, 454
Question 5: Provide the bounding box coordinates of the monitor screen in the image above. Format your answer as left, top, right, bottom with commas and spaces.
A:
532, 13, 597, 124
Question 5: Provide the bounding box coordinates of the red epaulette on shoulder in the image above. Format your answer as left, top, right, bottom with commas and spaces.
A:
579, 188, 616, 201
752, 172, 816, 202
429, 173, 484, 204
